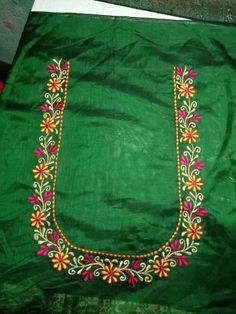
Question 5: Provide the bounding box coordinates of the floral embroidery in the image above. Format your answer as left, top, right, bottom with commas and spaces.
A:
153, 259, 170, 278
40, 117, 56, 134
32, 163, 50, 180
101, 264, 121, 284
178, 83, 195, 99
186, 223, 203, 240
29, 62, 206, 286
52, 252, 70, 271
47, 78, 62, 93
182, 127, 199, 144
186, 175, 203, 192
31, 210, 46, 228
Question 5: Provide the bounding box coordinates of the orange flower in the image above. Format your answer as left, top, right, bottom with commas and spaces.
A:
40, 117, 56, 134
47, 78, 62, 93
179, 83, 195, 99
31, 210, 46, 228
101, 264, 120, 284
32, 163, 49, 180
186, 175, 203, 192
52, 252, 70, 271
182, 127, 199, 144
186, 223, 203, 240
153, 258, 170, 278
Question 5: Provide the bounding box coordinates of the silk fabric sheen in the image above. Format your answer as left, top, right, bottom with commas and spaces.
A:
0, 12, 236, 313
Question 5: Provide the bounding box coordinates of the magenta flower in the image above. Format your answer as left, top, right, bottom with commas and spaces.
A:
37, 245, 49, 256
195, 159, 205, 170
48, 64, 57, 73
40, 104, 49, 113
43, 191, 52, 201
128, 275, 138, 287
171, 240, 182, 251
131, 260, 141, 270
177, 255, 188, 267
178, 110, 186, 119
176, 67, 184, 75
181, 155, 189, 165
28, 194, 38, 205
183, 201, 192, 212
34, 147, 43, 158
82, 270, 93, 282
49, 230, 59, 242
49, 145, 57, 154
54, 102, 64, 110
83, 255, 94, 263
196, 207, 208, 218
192, 113, 202, 123
61, 62, 67, 70
189, 69, 197, 80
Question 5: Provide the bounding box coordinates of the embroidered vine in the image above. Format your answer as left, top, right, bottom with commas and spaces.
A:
29, 61, 207, 287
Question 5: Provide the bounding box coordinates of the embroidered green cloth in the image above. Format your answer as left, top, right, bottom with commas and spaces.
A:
0, 12, 236, 313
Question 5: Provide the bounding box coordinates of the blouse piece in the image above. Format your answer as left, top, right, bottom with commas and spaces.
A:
0, 11, 236, 314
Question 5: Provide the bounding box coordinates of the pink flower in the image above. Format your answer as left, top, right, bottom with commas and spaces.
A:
61, 62, 67, 70
171, 240, 181, 251
195, 159, 205, 170
0, 81, 4, 94
176, 67, 184, 75
28, 194, 38, 205
82, 270, 93, 282
192, 113, 202, 123
40, 104, 49, 113
177, 255, 188, 267
43, 191, 52, 201
49, 230, 59, 242
196, 207, 208, 218
54, 102, 64, 110
189, 69, 197, 80
131, 260, 141, 270
48, 64, 57, 73
83, 255, 94, 263
49, 145, 57, 154
178, 110, 186, 119
37, 245, 49, 256
128, 275, 138, 287
183, 201, 192, 212
181, 155, 189, 165
34, 147, 43, 158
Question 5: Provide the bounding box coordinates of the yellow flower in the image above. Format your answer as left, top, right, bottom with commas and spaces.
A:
40, 117, 56, 134
153, 258, 170, 278
31, 210, 46, 228
186, 175, 203, 192
101, 263, 120, 284
32, 163, 49, 180
182, 127, 199, 144
47, 78, 62, 93
179, 83, 195, 99
186, 223, 203, 240
52, 252, 70, 271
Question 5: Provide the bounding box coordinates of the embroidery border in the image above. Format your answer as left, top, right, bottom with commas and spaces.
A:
29, 60, 207, 286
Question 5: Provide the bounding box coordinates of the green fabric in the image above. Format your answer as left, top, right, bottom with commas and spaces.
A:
0, 12, 236, 313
